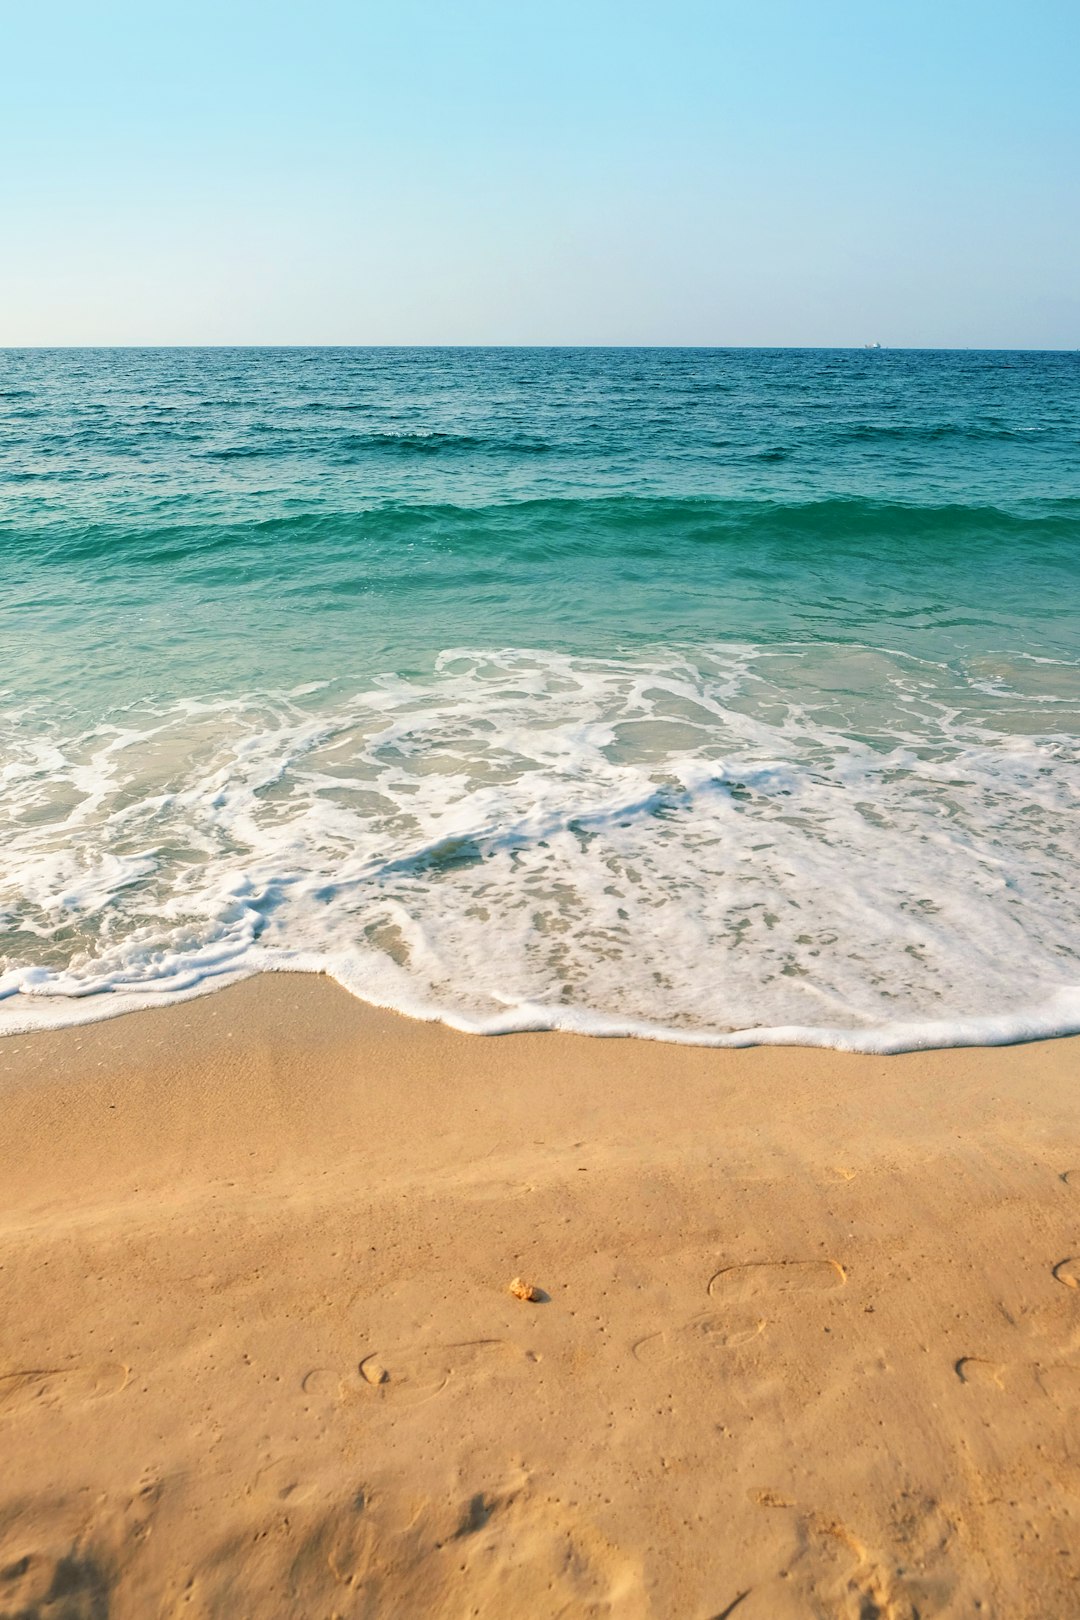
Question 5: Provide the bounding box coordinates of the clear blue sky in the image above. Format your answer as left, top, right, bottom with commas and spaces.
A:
3, 1, 1077, 346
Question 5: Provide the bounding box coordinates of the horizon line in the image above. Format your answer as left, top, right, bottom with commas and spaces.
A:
1, 342, 1077, 354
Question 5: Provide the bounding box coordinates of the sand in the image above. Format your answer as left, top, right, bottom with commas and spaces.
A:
1, 974, 1079, 1618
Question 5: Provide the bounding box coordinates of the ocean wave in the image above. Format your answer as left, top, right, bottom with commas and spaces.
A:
4, 493, 1077, 568
1, 643, 1078, 1050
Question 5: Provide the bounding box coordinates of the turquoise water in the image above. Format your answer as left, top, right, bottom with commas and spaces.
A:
1, 347, 1078, 1046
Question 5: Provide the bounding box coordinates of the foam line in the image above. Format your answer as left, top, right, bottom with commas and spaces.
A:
1, 643, 1078, 1051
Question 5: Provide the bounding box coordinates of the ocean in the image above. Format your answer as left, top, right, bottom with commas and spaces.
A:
1, 345, 1078, 1049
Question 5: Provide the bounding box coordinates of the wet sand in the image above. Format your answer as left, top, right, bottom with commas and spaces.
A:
2, 973, 1079, 1617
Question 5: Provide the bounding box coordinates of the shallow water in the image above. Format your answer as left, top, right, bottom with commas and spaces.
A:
2, 347, 1078, 1046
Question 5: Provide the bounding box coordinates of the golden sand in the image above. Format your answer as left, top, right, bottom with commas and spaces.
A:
2, 973, 1079, 1617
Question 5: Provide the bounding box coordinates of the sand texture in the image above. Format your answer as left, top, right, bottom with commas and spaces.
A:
2, 974, 1080, 1618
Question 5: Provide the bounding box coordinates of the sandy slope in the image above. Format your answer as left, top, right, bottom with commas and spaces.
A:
1, 973, 1079, 1618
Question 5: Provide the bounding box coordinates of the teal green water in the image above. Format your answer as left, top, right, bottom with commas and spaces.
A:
1, 347, 1078, 1046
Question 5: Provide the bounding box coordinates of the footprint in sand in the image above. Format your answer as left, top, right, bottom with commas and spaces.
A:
301, 1366, 344, 1401
707, 1260, 846, 1304
955, 1356, 1007, 1389
353, 1339, 534, 1407
955, 1356, 1080, 1405
1052, 1258, 1079, 1289
0, 1362, 129, 1419
631, 1261, 842, 1371
632, 1312, 765, 1367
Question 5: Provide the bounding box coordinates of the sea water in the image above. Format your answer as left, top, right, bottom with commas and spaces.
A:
1, 346, 1078, 1049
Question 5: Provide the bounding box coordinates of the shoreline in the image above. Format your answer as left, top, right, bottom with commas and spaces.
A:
3, 972, 1080, 1615
4, 960, 1080, 1054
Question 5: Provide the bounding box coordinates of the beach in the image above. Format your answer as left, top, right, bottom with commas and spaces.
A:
2, 345, 1079, 1616
3, 4, 1079, 1613
3, 973, 1079, 1618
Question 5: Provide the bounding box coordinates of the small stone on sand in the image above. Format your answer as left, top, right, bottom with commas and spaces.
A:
360, 1356, 388, 1385
509, 1276, 541, 1302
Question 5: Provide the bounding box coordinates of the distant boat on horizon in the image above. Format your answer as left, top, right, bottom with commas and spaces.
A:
863, 341, 883, 349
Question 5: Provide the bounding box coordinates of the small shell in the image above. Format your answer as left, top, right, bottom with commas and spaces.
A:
360, 1356, 389, 1385
509, 1276, 541, 1302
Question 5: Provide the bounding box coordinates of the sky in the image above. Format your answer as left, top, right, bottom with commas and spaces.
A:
2, 1, 1078, 347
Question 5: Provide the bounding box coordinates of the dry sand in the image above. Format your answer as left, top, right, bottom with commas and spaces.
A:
1, 973, 1079, 1618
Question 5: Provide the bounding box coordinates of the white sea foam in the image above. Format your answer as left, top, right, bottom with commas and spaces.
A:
1, 643, 1078, 1050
